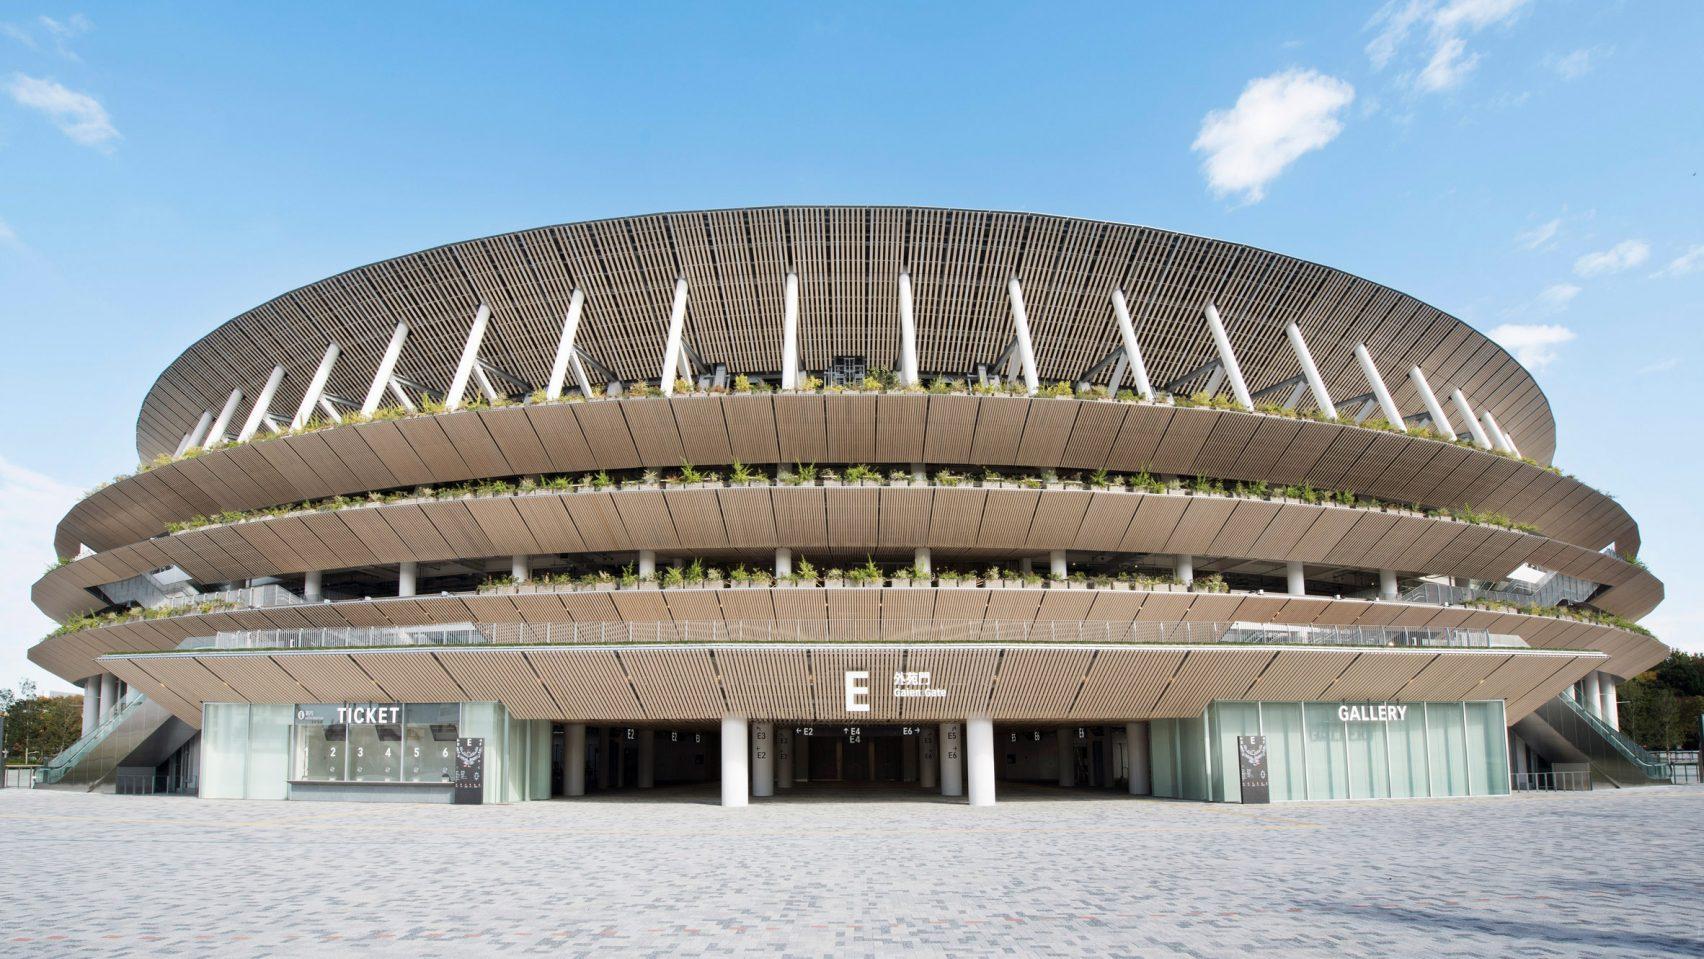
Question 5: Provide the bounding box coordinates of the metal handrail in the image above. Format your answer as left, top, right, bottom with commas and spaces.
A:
1511, 770, 1591, 791
1400, 573, 1598, 610
35, 689, 145, 784
1555, 693, 1672, 779
176, 618, 1508, 653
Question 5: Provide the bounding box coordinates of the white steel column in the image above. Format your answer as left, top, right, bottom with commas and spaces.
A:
897, 272, 919, 387
920, 727, 938, 789
966, 716, 996, 807
1583, 671, 1603, 719
773, 547, 792, 580
545, 290, 587, 400
1605, 678, 1620, 729
781, 272, 800, 389
1284, 323, 1337, 418
721, 715, 750, 807
99, 673, 118, 722
237, 365, 287, 442
1452, 390, 1492, 449
81, 678, 99, 734
397, 561, 418, 598
445, 304, 492, 412
1203, 302, 1255, 410
175, 411, 214, 456
1049, 549, 1068, 580
939, 722, 964, 796
387, 378, 417, 413
776, 727, 794, 788
511, 555, 530, 583
1110, 288, 1155, 400
291, 343, 341, 429
913, 547, 932, 576
303, 570, 323, 602
637, 729, 655, 789
361, 323, 411, 415
564, 724, 586, 796
638, 549, 657, 579
1006, 277, 1040, 394
1512, 733, 1529, 777
206, 388, 245, 447
1126, 721, 1150, 795
751, 721, 775, 798
473, 365, 501, 403
1482, 410, 1515, 454
1286, 561, 1306, 596
1174, 554, 1194, 587
1379, 569, 1399, 600
1353, 343, 1407, 431
1408, 366, 1457, 440
659, 278, 690, 395
1057, 729, 1075, 787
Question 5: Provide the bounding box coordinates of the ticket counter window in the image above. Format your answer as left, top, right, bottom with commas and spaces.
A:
404, 704, 460, 782
292, 704, 348, 782
291, 703, 460, 783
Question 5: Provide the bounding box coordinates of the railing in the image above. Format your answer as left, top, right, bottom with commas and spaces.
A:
1652, 751, 1700, 785
1400, 572, 1599, 610
1512, 770, 1592, 791
177, 618, 1510, 653
3, 766, 41, 789
35, 688, 145, 784
1535, 694, 1673, 785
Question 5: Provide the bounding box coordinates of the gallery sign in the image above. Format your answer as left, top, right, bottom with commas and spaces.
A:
1237, 735, 1270, 804
1337, 704, 1408, 723
453, 737, 485, 804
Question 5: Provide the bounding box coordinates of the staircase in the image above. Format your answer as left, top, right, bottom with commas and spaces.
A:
1514, 694, 1672, 788
36, 691, 177, 791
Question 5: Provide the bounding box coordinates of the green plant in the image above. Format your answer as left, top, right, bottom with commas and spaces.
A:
850, 557, 884, 584
730, 461, 759, 484
934, 469, 963, 487
679, 461, 705, 484
843, 464, 878, 484
794, 557, 818, 583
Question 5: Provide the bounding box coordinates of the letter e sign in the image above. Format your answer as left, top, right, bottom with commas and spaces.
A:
845, 671, 871, 712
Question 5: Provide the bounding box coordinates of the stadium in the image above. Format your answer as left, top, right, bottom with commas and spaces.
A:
28, 206, 1671, 805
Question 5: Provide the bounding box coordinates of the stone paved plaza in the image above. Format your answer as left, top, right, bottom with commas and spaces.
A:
2, 784, 1700, 957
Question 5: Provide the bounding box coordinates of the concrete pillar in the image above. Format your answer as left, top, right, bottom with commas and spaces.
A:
1283, 322, 1337, 418
897, 272, 919, 387
920, 727, 938, 789
1605, 678, 1620, 730
1019, 557, 1034, 576
1583, 671, 1602, 719
1110, 288, 1155, 400
751, 721, 775, 798
1512, 733, 1529, 778
781, 272, 800, 389
237, 365, 287, 442
1452, 390, 1493, 449
362, 322, 412, 414
398, 561, 418, 598
1057, 728, 1076, 787
1408, 366, 1457, 440
1203, 302, 1255, 411
303, 570, 323, 602
1286, 561, 1306, 597
207, 387, 245, 446
511, 555, 530, 583
966, 716, 996, 807
637, 729, 655, 788
939, 722, 964, 797
776, 727, 794, 788
81, 677, 99, 734
564, 724, 586, 796
1354, 342, 1407, 432
902, 733, 920, 782
1126, 721, 1151, 795
721, 715, 750, 807
1174, 554, 1194, 587
774, 547, 792, 579
1006, 277, 1040, 394
1050, 550, 1068, 580
638, 549, 657, 579
545, 292, 587, 401
658, 278, 690, 395
99, 673, 118, 722
291, 342, 342, 429
1379, 569, 1399, 601
913, 546, 931, 577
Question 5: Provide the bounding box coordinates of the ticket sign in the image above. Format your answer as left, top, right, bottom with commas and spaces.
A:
453, 737, 485, 805
1237, 734, 1270, 804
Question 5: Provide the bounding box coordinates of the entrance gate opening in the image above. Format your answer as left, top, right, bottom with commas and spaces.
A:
791, 724, 931, 785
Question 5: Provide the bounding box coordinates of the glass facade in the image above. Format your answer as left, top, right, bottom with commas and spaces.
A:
200, 703, 292, 800
292, 703, 458, 784
1162, 700, 1511, 803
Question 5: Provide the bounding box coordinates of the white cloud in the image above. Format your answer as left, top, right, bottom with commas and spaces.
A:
0, 455, 84, 692
37, 13, 91, 60
4, 73, 118, 148
1637, 357, 1681, 375
0, 21, 35, 48
1505, 282, 1579, 317
1547, 48, 1598, 80
1192, 69, 1355, 204
1514, 217, 1561, 251
1573, 239, 1650, 277
1366, 0, 1530, 92
0, 216, 18, 246
1490, 322, 1576, 369
1651, 244, 1704, 279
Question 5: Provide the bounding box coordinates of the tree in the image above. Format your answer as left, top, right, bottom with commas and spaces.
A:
2, 679, 85, 765
1623, 653, 1704, 750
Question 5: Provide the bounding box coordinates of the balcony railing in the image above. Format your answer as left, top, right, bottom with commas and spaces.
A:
176, 618, 1513, 653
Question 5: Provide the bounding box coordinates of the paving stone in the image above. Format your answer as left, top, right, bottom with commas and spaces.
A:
1, 784, 1699, 957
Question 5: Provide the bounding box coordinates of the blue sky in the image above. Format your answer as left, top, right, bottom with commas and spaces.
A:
1, 1, 1699, 689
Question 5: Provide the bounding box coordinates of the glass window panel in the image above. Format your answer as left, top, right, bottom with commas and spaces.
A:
1150, 720, 1177, 799
201, 703, 250, 799
1346, 706, 1390, 800
404, 703, 459, 783
1208, 703, 1261, 802
1465, 701, 1508, 795
347, 712, 403, 782
1304, 703, 1348, 800
1427, 702, 1467, 796
292, 703, 347, 782
1261, 702, 1306, 803
1386, 703, 1430, 798
245, 704, 292, 800
1177, 716, 1207, 801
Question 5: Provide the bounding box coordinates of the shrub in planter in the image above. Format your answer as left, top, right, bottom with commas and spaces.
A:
824, 567, 848, 588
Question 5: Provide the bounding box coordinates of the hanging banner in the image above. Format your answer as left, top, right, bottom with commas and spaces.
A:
453, 737, 485, 804
1237, 734, 1270, 804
